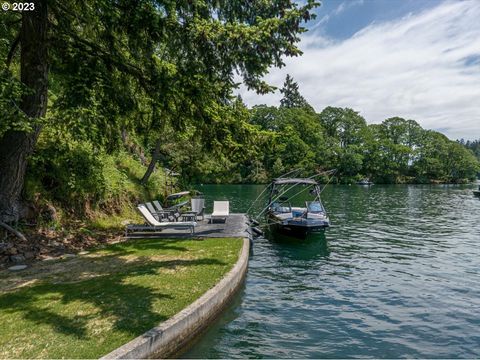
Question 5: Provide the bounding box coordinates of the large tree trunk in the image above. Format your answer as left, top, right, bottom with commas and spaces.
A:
0, 0, 48, 223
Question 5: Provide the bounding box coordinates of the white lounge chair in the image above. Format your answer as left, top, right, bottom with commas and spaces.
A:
145, 202, 163, 221
125, 205, 196, 236
211, 201, 229, 223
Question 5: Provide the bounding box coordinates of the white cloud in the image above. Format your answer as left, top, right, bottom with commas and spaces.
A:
306, 0, 366, 36
332, 0, 364, 16
238, 1, 480, 140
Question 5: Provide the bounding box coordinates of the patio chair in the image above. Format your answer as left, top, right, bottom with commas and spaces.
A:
191, 198, 205, 220
153, 200, 174, 212
182, 197, 205, 221
211, 201, 229, 223
157, 200, 185, 221
125, 205, 196, 237
145, 200, 180, 221
152, 200, 164, 212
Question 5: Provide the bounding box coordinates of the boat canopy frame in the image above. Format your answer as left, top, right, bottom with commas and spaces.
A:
268, 179, 322, 208
252, 170, 336, 221
261, 176, 324, 219
272, 178, 319, 185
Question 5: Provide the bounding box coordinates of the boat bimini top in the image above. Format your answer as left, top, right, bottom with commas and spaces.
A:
272, 178, 319, 185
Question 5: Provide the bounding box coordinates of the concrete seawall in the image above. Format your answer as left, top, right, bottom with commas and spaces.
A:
101, 237, 250, 359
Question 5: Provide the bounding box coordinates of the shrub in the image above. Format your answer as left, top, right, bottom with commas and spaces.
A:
25, 131, 169, 220
28, 136, 106, 210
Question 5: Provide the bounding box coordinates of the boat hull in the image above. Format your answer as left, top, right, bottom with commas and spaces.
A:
474, 190, 480, 197
267, 214, 329, 238
270, 223, 328, 238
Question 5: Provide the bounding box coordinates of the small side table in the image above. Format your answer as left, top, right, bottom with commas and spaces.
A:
181, 213, 197, 222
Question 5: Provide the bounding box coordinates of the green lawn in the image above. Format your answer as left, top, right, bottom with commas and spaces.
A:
0, 237, 243, 358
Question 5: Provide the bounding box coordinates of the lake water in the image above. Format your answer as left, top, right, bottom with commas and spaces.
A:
183, 184, 480, 358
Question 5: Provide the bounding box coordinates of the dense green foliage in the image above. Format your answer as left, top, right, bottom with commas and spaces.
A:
184, 76, 479, 184
0, 0, 318, 221
459, 139, 480, 160
26, 134, 166, 213
0, 0, 318, 139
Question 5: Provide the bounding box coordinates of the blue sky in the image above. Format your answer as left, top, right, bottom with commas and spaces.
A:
310, 0, 441, 40
238, 0, 480, 140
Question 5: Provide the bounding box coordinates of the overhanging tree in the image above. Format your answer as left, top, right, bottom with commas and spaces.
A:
0, 0, 319, 222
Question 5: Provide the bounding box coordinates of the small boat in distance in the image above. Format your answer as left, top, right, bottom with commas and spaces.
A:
357, 178, 374, 186
474, 185, 480, 197
265, 177, 330, 238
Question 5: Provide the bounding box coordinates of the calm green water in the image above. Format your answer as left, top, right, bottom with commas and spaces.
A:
183, 184, 480, 358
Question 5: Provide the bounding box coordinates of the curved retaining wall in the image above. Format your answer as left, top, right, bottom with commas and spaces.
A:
101, 237, 250, 359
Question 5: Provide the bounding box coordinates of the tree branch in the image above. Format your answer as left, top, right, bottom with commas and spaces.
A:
49, 23, 153, 91
0, 221, 27, 242
6, 33, 20, 69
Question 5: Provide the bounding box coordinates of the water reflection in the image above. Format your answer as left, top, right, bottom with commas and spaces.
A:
265, 231, 330, 261
184, 184, 480, 359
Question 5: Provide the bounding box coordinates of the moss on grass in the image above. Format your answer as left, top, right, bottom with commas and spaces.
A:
0, 237, 243, 359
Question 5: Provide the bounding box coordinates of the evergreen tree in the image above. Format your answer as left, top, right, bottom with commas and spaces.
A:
279, 74, 312, 109
461, 139, 480, 160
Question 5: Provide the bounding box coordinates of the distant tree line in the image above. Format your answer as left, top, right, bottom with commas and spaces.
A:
458, 139, 480, 160
458, 139, 480, 177
183, 76, 480, 184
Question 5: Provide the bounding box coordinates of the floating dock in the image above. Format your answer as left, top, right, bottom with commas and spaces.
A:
127, 213, 250, 239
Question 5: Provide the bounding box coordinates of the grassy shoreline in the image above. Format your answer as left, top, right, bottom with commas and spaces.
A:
0, 237, 243, 358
